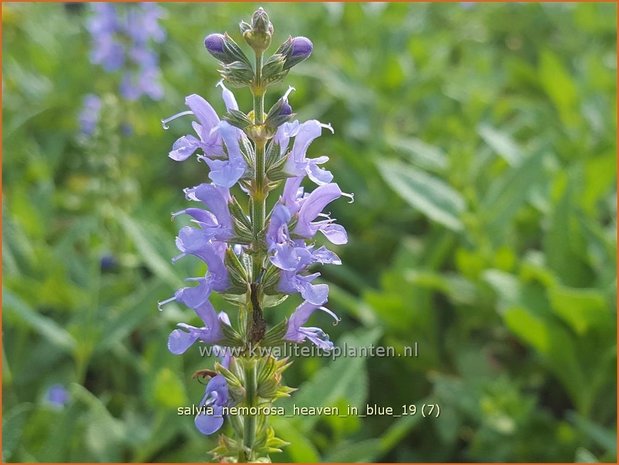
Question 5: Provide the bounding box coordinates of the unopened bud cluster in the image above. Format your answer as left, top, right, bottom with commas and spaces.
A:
204, 7, 312, 91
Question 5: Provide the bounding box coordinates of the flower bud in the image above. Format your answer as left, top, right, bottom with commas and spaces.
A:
242, 7, 273, 53
264, 86, 296, 136
204, 33, 252, 67
204, 33, 226, 58
277, 36, 313, 71
280, 100, 293, 117
290, 37, 312, 60
252, 7, 272, 35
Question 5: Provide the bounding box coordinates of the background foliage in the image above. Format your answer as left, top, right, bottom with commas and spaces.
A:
3, 2, 617, 462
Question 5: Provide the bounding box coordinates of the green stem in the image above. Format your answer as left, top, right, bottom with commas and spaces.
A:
251, 50, 266, 281
240, 49, 267, 463
242, 360, 257, 461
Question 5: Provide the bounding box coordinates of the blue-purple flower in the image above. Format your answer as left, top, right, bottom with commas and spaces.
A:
194, 347, 233, 435
285, 301, 340, 350
168, 302, 231, 355
174, 183, 234, 241
163, 83, 248, 188
195, 374, 229, 435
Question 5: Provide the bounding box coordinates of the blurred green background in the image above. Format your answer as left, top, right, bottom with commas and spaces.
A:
3, 2, 617, 462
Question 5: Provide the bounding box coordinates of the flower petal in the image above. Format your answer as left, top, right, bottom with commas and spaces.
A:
295, 183, 342, 237
319, 223, 348, 245
297, 279, 329, 306
195, 405, 224, 435
175, 278, 212, 309
169, 135, 201, 161
306, 160, 333, 185
185, 94, 219, 132
168, 328, 199, 354
217, 80, 238, 111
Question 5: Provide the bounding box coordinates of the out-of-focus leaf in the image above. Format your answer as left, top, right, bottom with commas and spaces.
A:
3, 289, 76, 352
543, 171, 590, 287
73, 384, 126, 462
387, 135, 448, 172
153, 368, 188, 408
480, 151, 547, 239
279, 328, 381, 432
568, 412, 617, 455
539, 49, 579, 126
96, 279, 163, 353
503, 307, 584, 410
478, 124, 523, 166
548, 285, 610, 334
271, 418, 321, 463
325, 438, 383, 462
378, 159, 466, 231
2, 403, 33, 461
117, 212, 182, 288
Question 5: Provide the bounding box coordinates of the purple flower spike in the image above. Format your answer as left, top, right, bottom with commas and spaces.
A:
195, 374, 229, 435
291, 36, 313, 60
285, 301, 340, 350
86, 3, 165, 101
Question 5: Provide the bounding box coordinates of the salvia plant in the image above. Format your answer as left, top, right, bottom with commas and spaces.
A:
79, 2, 166, 137
75, 4, 167, 268
159, 8, 352, 462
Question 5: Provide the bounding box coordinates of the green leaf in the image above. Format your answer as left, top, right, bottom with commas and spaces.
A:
387, 135, 448, 172
3, 289, 76, 352
73, 383, 126, 462
539, 49, 579, 126
543, 171, 590, 286
568, 412, 617, 455
325, 401, 425, 462
378, 159, 465, 231
503, 307, 584, 410
270, 418, 321, 463
480, 151, 547, 239
117, 212, 182, 288
325, 438, 383, 462
153, 368, 188, 408
2, 403, 33, 461
96, 279, 163, 353
548, 285, 610, 334
279, 328, 381, 432
478, 124, 523, 166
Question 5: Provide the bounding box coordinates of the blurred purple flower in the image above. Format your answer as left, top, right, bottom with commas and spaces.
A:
45, 384, 70, 408
78, 94, 102, 136
86, 2, 165, 101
